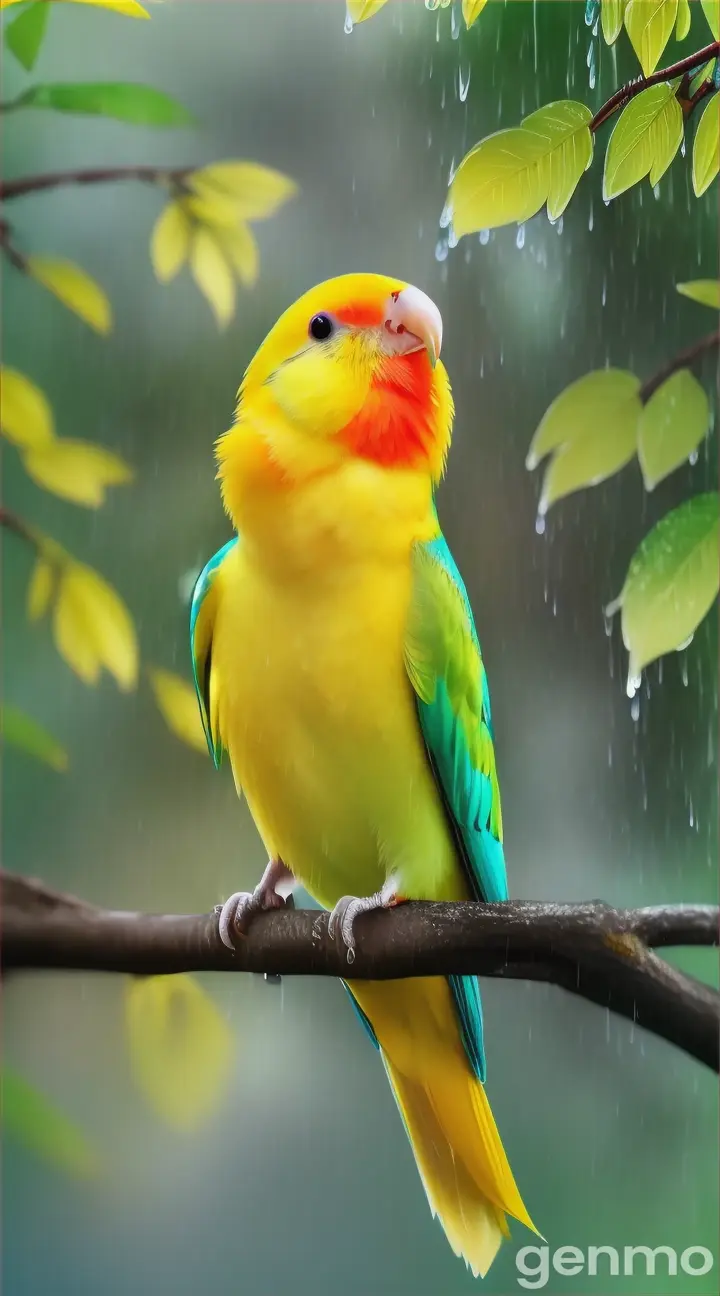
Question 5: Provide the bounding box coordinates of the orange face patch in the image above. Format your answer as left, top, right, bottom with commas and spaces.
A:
334, 301, 386, 330
339, 351, 438, 469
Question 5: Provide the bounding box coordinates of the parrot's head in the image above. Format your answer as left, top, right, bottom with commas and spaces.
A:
218, 273, 453, 519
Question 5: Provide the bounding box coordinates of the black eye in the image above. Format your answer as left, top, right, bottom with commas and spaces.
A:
309, 313, 334, 341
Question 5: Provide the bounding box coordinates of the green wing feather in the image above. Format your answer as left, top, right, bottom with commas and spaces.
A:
190, 538, 237, 768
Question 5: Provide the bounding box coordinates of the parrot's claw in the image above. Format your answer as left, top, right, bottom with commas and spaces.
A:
328, 881, 404, 965
217, 857, 294, 950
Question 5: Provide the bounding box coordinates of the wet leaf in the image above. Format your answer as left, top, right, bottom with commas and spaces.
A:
462, 0, 490, 28
539, 416, 639, 514
125, 976, 233, 1130
452, 101, 592, 235
53, 561, 138, 690
603, 81, 683, 200
1, 706, 68, 771
527, 369, 642, 467
675, 0, 691, 39
187, 161, 297, 221
218, 222, 259, 286
614, 493, 720, 681
2, 1071, 97, 1175
19, 82, 193, 126
5, 2, 50, 70
601, 0, 628, 43
347, 0, 390, 17
692, 96, 720, 197
190, 229, 235, 328
148, 668, 207, 753
701, 0, 719, 38
27, 557, 55, 621
1, 0, 149, 15
0, 368, 54, 449
624, 0, 678, 74
676, 278, 720, 308
150, 201, 192, 282
638, 370, 710, 489
26, 257, 112, 334
22, 440, 133, 507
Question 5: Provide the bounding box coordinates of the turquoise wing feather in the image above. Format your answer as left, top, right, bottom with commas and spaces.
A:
190, 538, 237, 768
404, 532, 509, 1082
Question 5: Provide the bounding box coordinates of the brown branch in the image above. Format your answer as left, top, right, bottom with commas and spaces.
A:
0, 507, 41, 552
640, 330, 720, 404
590, 41, 720, 133
2, 872, 718, 1071
0, 165, 190, 203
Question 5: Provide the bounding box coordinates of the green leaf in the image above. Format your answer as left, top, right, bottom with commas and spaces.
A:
624, 0, 678, 75
692, 95, 720, 197
689, 59, 717, 96
603, 81, 683, 200
612, 493, 719, 684
2, 1071, 97, 1176
676, 279, 720, 308
451, 101, 592, 236
1, 705, 68, 771
18, 82, 194, 127
539, 417, 639, 514
701, 0, 719, 38
527, 369, 642, 467
638, 370, 710, 489
675, 0, 691, 39
601, 0, 628, 43
5, 2, 50, 71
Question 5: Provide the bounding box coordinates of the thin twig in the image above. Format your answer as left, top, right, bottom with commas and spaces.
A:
640, 330, 720, 404
0, 165, 190, 203
590, 41, 720, 133
2, 872, 718, 1071
0, 508, 41, 552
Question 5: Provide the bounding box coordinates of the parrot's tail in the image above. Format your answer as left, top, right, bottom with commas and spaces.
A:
350, 977, 537, 1278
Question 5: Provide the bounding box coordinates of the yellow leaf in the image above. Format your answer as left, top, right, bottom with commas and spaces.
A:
347, 0, 391, 18
462, 0, 490, 27
148, 668, 207, 753
125, 975, 233, 1131
675, 0, 690, 38
218, 222, 259, 287
451, 101, 592, 235
184, 192, 242, 231
1, 0, 149, 14
188, 162, 297, 221
701, 0, 719, 38
603, 81, 683, 200
601, 0, 628, 42
676, 278, 720, 308
150, 201, 191, 283
22, 440, 133, 508
638, 369, 709, 489
539, 417, 639, 514
692, 96, 720, 197
26, 257, 112, 334
53, 561, 138, 690
527, 369, 642, 467
624, 0, 678, 75
0, 368, 55, 449
27, 557, 55, 621
189, 229, 235, 328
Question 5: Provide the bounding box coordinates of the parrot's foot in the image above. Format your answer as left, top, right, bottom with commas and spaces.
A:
328, 880, 406, 965
216, 857, 294, 950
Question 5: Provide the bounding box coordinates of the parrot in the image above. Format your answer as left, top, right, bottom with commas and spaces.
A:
190, 272, 536, 1277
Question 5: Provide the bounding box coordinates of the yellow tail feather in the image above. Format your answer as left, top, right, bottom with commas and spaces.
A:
350, 977, 537, 1278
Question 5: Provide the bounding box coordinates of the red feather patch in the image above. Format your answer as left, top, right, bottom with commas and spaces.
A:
340, 352, 437, 468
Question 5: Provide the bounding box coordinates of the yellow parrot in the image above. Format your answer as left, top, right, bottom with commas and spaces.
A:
191, 273, 536, 1276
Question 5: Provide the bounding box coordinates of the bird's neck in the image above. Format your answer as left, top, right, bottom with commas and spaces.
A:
216, 416, 439, 580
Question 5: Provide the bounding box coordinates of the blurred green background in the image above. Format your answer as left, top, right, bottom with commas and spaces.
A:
2, 2, 718, 1294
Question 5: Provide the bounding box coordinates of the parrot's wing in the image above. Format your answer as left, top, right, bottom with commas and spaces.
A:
190, 537, 237, 768
404, 533, 508, 1083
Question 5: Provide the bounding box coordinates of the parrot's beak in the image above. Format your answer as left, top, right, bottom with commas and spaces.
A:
382, 285, 443, 368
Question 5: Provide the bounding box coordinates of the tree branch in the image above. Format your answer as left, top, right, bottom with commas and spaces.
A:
0, 165, 190, 203
2, 872, 718, 1071
590, 41, 720, 133
0, 506, 42, 552
640, 329, 720, 404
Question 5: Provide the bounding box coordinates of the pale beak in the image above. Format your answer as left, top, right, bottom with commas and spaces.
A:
383, 285, 443, 368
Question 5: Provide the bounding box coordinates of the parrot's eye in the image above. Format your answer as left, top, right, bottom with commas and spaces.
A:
309, 313, 334, 341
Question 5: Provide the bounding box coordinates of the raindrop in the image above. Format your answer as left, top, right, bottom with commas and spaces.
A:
451, 2, 461, 39
458, 63, 471, 102
584, 0, 597, 24
556, 215, 564, 235
626, 672, 641, 699
447, 225, 459, 249
592, 16, 599, 35
589, 60, 596, 91
425, 0, 441, 9
479, 228, 490, 245
516, 223, 526, 249
535, 513, 546, 536
439, 200, 453, 229
630, 694, 640, 723
680, 655, 689, 687
689, 448, 699, 465
681, 137, 686, 157
344, 7, 353, 33
601, 275, 607, 306
588, 200, 594, 231
435, 237, 449, 262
